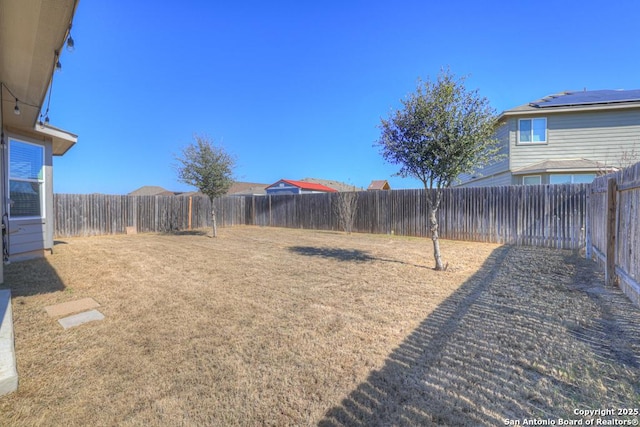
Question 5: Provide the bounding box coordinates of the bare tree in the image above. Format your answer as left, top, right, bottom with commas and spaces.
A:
175, 134, 235, 237
598, 144, 639, 176
333, 187, 359, 234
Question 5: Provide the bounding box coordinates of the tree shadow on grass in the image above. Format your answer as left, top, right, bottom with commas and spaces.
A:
161, 229, 210, 237
289, 246, 430, 269
289, 246, 375, 262
319, 246, 640, 426
1, 257, 66, 297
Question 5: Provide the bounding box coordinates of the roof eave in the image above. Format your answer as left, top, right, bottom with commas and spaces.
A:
34, 124, 77, 155
501, 101, 640, 117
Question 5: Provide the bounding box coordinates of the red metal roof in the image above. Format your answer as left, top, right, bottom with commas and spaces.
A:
267, 179, 338, 192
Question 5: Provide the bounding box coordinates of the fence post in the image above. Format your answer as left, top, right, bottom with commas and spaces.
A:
585, 186, 592, 259
606, 177, 618, 286
188, 196, 192, 231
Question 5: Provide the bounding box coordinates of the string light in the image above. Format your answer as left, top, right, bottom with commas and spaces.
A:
1, 82, 39, 119
55, 51, 62, 72
66, 35, 75, 52
66, 22, 75, 52
0, 11, 77, 126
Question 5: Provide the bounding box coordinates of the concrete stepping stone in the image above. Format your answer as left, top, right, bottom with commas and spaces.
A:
45, 298, 100, 318
58, 309, 105, 329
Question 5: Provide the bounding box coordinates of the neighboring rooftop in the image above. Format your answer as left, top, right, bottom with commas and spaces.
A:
367, 180, 391, 191
505, 89, 640, 115
267, 179, 338, 193
227, 182, 268, 196
129, 183, 269, 197
531, 89, 640, 108
300, 178, 362, 192
128, 186, 175, 196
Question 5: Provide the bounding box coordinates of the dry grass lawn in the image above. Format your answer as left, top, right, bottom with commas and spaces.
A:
0, 226, 639, 426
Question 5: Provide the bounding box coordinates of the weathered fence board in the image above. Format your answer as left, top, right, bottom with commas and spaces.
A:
55, 185, 589, 250
207, 184, 589, 249
54, 194, 212, 237
588, 161, 640, 307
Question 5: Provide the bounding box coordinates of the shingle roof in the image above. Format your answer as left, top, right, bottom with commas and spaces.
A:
367, 180, 390, 190
512, 159, 611, 175
128, 186, 175, 196
227, 182, 268, 195
299, 178, 361, 192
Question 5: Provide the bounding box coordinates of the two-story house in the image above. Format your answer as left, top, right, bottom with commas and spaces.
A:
457, 89, 640, 187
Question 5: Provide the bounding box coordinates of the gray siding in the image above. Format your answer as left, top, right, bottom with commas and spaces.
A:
455, 171, 513, 187
8, 219, 47, 254
455, 123, 510, 186
510, 109, 640, 171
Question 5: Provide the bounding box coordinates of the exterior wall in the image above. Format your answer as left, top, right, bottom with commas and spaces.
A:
455, 171, 513, 187
0, 136, 4, 281
455, 123, 511, 186
266, 185, 301, 195
509, 109, 640, 171
5, 131, 53, 259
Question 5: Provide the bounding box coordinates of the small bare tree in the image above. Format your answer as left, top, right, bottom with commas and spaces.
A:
597, 145, 639, 176
333, 187, 359, 234
618, 146, 639, 170
175, 134, 235, 237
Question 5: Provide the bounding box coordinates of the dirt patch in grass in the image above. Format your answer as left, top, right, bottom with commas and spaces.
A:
1, 226, 638, 426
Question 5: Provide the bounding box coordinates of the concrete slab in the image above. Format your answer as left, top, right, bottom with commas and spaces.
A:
58, 309, 105, 329
45, 298, 100, 318
0, 289, 18, 396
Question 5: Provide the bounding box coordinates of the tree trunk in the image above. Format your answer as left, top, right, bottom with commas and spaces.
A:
211, 208, 217, 238
429, 206, 445, 271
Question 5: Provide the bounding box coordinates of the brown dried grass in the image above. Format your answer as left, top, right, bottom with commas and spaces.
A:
0, 226, 638, 426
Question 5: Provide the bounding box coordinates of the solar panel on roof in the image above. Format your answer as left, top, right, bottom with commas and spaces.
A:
533, 89, 640, 108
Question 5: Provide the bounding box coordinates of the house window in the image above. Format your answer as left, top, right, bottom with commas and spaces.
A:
9, 140, 44, 218
518, 118, 547, 144
550, 173, 595, 184
523, 175, 541, 185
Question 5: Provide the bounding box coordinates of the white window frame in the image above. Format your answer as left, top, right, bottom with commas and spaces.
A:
522, 175, 542, 185
8, 138, 45, 220
550, 173, 595, 185
518, 118, 547, 144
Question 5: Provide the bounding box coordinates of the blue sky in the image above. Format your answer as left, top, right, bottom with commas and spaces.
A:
50, 0, 640, 194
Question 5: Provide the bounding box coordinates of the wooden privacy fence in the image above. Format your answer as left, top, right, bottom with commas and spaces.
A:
587, 162, 640, 306
54, 194, 213, 236
55, 185, 588, 250
215, 184, 589, 249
